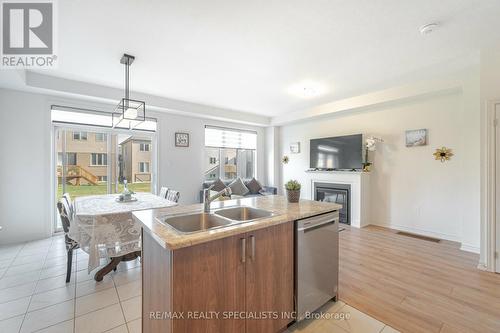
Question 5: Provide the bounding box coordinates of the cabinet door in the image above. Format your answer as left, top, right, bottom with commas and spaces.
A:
172, 235, 246, 333
245, 222, 294, 333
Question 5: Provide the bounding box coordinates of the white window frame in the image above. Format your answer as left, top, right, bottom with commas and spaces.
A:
95, 133, 107, 142
140, 143, 150, 151
139, 161, 150, 173
90, 153, 107, 166
72, 131, 88, 141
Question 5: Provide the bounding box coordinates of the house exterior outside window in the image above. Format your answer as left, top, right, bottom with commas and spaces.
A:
72, 131, 88, 141
139, 162, 150, 173
121, 138, 152, 183
95, 133, 107, 142
204, 126, 257, 181
91, 153, 107, 166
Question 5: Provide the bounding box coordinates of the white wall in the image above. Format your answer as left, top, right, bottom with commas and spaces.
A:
279, 69, 481, 250
0, 88, 266, 244
155, 112, 266, 205
0, 89, 52, 244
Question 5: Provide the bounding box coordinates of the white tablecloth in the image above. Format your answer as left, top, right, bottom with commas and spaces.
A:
70, 193, 176, 272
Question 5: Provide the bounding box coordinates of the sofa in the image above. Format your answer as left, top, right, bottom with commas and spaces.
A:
199, 179, 277, 203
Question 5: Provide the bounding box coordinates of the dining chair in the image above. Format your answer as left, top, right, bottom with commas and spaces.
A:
166, 190, 180, 203
62, 193, 74, 218
159, 187, 169, 199
56, 201, 80, 283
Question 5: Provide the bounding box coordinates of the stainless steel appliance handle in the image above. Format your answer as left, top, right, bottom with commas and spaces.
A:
241, 238, 246, 263
298, 219, 337, 232
249, 235, 255, 260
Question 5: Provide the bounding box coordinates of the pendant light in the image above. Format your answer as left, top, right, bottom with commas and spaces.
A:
112, 53, 145, 129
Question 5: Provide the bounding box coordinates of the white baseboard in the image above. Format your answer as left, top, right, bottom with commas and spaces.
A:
371, 222, 460, 242
460, 244, 480, 254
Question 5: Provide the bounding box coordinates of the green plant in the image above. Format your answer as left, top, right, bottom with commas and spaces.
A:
285, 180, 301, 191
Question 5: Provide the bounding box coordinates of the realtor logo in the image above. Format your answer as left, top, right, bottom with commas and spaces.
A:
1, 0, 57, 68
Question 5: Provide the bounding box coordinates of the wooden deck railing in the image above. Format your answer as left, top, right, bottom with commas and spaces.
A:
57, 165, 99, 185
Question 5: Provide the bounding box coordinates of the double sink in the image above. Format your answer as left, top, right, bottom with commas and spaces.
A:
159, 206, 275, 234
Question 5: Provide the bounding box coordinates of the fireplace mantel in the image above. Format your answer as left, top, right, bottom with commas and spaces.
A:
304, 171, 370, 228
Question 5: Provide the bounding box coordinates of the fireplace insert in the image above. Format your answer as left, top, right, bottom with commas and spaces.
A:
314, 182, 350, 225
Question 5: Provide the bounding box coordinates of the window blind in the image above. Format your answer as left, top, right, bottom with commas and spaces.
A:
205, 126, 257, 150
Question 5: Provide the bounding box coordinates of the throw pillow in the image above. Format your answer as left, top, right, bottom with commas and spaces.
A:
246, 177, 263, 194
228, 178, 250, 196
211, 178, 227, 192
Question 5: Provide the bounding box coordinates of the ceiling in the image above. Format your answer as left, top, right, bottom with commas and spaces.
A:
4, 0, 500, 116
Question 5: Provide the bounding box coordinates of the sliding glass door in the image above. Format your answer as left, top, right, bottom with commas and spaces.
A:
54, 127, 155, 231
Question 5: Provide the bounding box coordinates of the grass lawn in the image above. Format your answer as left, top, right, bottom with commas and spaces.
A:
57, 182, 151, 199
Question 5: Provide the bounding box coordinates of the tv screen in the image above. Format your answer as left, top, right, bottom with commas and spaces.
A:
310, 134, 363, 170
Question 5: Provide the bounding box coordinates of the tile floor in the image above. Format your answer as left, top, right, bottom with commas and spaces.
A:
0, 235, 399, 333
0, 235, 141, 333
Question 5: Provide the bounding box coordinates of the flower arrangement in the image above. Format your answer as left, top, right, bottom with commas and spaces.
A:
363, 136, 383, 171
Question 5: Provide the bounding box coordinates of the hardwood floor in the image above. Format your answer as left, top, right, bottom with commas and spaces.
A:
338, 225, 500, 333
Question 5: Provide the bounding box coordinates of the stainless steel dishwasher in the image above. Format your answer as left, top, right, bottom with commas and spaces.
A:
296, 210, 339, 321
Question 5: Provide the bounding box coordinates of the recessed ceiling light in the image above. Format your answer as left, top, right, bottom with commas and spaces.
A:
288, 81, 327, 98
419, 23, 439, 35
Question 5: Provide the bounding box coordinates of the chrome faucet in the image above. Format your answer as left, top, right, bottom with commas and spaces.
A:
203, 186, 232, 213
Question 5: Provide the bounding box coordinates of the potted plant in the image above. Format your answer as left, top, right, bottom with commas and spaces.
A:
285, 180, 301, 203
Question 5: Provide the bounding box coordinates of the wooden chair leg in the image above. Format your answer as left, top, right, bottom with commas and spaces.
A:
66, 248, 73, 283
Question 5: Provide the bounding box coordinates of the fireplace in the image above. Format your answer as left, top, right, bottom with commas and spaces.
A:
314, 182, 351, 225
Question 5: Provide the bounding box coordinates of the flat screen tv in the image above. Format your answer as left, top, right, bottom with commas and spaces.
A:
310, 134, 363, 170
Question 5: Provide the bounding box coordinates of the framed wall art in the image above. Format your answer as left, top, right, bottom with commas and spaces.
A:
175, 132, 189, 147
405, 129, 427, 147
290, 142, 300, 154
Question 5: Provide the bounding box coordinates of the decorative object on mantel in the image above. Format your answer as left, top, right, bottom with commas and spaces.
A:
117, 180, 137, 202
406, 129, 428, 147
363, 136, 384, 172
433, 147, 453, 162
113, 54, 146, 129
285, 180, 301, 203
290, 142, 300, 154
282, 155, 289, 164
175, 132, 189, 147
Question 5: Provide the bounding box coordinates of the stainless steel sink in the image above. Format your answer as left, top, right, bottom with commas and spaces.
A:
214, 206, 274, 221
160, 212, 231, 234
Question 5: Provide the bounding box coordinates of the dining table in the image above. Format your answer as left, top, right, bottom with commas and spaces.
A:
69, 192, 177, 281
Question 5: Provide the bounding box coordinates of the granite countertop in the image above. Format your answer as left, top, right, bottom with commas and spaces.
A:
133, 195, 341, 250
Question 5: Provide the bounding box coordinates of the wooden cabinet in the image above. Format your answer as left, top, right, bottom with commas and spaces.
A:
142, 221, 294, 333
172, 234, 246, 333
245, 222, 294, 333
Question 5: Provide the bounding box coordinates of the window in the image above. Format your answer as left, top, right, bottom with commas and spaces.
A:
57, 153, 77, 166
95, 133, 107, 142
73, 131, 88, 141
67, 153, 77, 166
204, 126, 257, 181
139, 143, 150, 151
97, 176, 107, 182
139, 162, 150, 173
91, 153, 107, 166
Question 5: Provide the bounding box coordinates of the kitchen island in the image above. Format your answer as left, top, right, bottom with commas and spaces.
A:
133, 195, 341, 333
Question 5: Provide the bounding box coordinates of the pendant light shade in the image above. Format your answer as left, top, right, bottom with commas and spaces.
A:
113, 54, 146, 129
